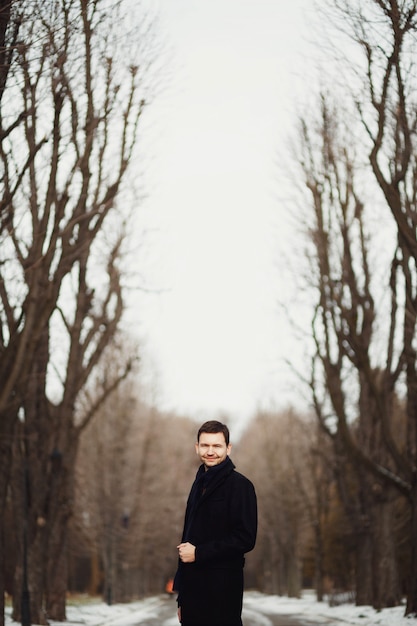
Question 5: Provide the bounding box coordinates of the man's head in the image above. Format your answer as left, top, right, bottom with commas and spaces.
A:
196, 420, 232, 468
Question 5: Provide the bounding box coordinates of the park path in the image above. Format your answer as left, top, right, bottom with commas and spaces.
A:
132, 594, 345, 626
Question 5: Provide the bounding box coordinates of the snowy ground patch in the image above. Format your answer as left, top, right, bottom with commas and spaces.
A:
5, 590, 416, 626
243, 590, 416, 626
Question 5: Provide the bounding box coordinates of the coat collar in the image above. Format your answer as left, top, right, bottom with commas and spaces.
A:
195, 456, 235, 496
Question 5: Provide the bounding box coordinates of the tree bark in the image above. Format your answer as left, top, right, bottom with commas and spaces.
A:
0, 413, 16, 626
372, 491, 401, 609
12, 452, 49, 625
286, 547, 301, 598
313, 522, 325, 602
406, 488, 417, 614
354, 526, 373, 606
0, 0, 15, 105
45, 447, 75, 620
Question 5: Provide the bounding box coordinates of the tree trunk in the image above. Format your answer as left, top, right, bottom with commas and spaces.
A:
46, 540, 67, 621
11, 452, 48, 625
372, 492, 401, 609
406, 488, 417, 615
0, 417, 14, 626
286, 554, 301, 598
45, 450, 72, 621
13, 526, 49, 626
354, 525, 373, 606
12, 445, 75, 623
261, 533, 281, 595
334, 457, 374, 605
0, 522, 4, 626
88, 551, 102, 595
314, 522, 325, 602
0, 490, 5, 626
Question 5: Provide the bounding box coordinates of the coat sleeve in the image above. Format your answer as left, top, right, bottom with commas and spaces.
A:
194, 476, 257, 564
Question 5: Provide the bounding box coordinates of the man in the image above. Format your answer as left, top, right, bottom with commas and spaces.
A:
174, 420, 257, 626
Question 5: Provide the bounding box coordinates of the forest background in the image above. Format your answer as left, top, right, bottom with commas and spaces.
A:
2, 1, 417, 626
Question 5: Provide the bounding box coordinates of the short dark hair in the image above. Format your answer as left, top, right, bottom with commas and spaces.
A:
197, 420, 230, 445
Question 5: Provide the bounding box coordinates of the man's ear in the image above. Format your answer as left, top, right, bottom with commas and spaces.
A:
195, 442, 199, 454
227, 443, 232, 456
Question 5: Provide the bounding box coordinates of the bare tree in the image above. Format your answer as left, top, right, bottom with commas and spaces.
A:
74, 399, 198, 601
290, 423, 335, 602
293, 92, 404, 608
292, 0, 417, 614
349, 4, 417, 611
0, 2, 23, 622
236, 410, 311, 597
0, 0, 152, 622
75, 376, 140, 604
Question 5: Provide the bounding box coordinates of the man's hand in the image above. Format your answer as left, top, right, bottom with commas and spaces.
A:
177, 541, 196, 563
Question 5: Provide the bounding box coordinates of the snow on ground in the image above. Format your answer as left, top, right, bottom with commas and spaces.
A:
243, 590, 416, 626
5, 590, 417, 626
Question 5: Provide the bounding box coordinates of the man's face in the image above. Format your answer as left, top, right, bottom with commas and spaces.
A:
195, 431, 232, 469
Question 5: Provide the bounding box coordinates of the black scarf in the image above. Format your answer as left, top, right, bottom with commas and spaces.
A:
183, 457, 233, 541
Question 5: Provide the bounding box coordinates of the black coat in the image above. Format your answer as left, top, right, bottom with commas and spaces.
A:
174, 456, 257, 626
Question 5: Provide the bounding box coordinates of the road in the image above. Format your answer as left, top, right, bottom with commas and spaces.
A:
134, 595, 340, 626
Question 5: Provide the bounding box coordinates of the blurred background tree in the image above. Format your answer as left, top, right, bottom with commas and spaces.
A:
0, 0, 153, 622
287, 0, 417, 614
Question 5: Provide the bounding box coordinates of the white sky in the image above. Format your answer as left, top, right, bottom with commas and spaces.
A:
130, 0, 317, 428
